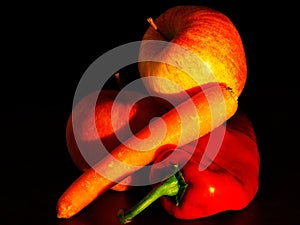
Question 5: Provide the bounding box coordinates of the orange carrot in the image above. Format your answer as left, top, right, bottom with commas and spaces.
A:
56, 84, 238, 219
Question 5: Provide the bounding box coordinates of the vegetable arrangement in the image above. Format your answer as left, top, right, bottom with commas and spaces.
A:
117, 110, 260, 223
56, 4, 260, 223
57, 84, 237, 219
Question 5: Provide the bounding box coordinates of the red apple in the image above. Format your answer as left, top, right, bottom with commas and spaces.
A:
66, 89, 168, 190
138, 5, 247, 105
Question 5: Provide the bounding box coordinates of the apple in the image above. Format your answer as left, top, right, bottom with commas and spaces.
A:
138, 5, 247, 105
66, 89, 168, 190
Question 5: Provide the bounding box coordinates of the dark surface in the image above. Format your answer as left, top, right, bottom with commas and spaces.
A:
2, 1, 298, 225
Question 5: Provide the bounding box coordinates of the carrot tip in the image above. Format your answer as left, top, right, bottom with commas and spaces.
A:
56, 202, 74, 219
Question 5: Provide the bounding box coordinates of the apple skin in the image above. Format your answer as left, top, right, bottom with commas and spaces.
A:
138, 5, 247, 104
66, 89, 168, 190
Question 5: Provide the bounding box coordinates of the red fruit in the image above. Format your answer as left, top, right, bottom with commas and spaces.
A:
66, 89, 168, 190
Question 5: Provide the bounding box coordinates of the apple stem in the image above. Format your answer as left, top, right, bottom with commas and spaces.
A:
147, 17, 169, 41
114, 72, 123, 90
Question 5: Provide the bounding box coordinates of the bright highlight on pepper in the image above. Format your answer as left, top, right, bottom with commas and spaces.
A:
209, 186, 215, 195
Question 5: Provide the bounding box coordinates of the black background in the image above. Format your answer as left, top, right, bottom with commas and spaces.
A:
2, 1, 298, 225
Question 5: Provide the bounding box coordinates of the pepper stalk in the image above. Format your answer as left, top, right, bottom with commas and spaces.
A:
117, 165, 188, 224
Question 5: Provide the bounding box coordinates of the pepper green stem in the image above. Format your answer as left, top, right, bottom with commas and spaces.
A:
117, 167, 187, 224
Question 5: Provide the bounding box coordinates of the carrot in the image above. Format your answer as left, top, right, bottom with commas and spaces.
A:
56, 84, 238, 219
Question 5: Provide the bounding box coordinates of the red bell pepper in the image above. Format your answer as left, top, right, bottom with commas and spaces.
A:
117, 110, 260, 223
